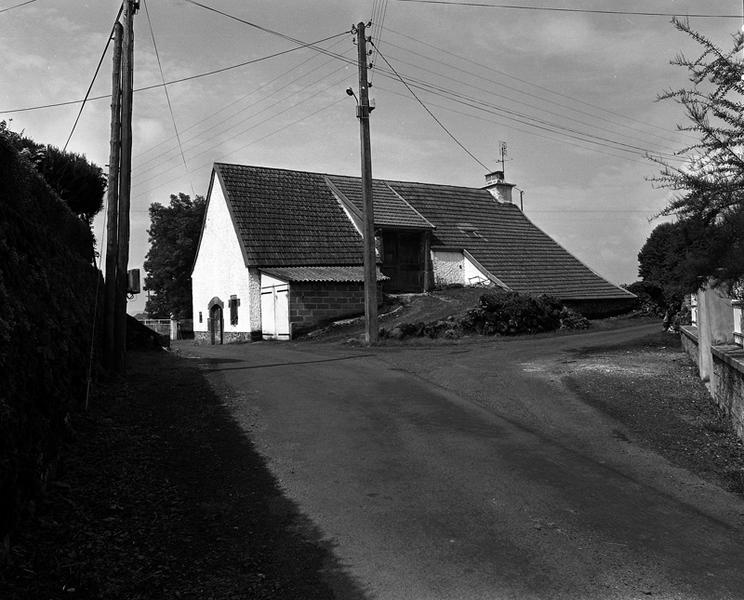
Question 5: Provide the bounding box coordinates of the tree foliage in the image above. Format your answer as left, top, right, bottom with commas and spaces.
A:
0, 121, 106, 224
650, 19, 744, 294
144, 193, 206, 319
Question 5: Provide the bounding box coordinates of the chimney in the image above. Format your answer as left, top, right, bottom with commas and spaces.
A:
483, 170, 515, 204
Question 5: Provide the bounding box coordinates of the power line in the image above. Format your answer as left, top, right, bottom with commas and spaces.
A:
385, 27, 698, 144
380, 46, 681, 158
0, 0, 39, 14
130, 97, 346, 204
394, 0, 739, 19
62, 3, 123, 151
130, 68, 351, 191
132, 37, 348, 166
369, 0, 390, 83
0, 31, 349, 114
371, 41, 490, 170
382, 34, 688, 151
142, 0, 191, 192
413, 78, 680, 160
373, 81, 666, 167
131, 62, 351, 183
368, 58, 681, 161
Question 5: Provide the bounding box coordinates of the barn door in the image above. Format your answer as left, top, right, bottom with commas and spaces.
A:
261, 284, 290, 340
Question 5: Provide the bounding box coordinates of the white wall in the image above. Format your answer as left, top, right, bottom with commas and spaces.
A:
431, 250, 492, 287
697, 285, 735, 388
432, 250, 464, 286
192, 174, 256, 335
463, 254, 491, 285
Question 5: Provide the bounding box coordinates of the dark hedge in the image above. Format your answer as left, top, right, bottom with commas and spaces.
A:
0, 135, 101, 554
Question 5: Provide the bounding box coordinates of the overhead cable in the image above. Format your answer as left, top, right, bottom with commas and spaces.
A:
371, 41, 490, 170
62, 3, 124, 151
0, 30, 348, 114
0, 0, 39, 14
394, 0, 739, 19
132, 37, 348, 165
382, 32, 690, 148
142, 0, 191, 191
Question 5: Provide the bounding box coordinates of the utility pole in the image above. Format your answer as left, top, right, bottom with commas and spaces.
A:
114, 0, 138, 371
355, 21, 378, 344
104, 21, 123, 371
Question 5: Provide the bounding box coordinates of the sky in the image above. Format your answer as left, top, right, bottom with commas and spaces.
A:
1, 0, 742, 314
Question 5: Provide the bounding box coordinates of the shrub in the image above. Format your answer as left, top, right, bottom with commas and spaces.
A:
379, 291, 589, 340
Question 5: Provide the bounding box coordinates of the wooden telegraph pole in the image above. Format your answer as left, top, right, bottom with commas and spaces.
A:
109, 0, 137, 372
104, 22, 123, 370
355, 21, 378, 344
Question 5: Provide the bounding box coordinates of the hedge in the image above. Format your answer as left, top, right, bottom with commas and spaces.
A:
0, 135, 101, 554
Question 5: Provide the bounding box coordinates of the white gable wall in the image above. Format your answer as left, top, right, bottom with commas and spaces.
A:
192, 176, 259, 341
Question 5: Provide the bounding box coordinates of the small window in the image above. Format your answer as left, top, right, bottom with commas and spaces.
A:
229, 295, 240, 326
198, 311, 203, 323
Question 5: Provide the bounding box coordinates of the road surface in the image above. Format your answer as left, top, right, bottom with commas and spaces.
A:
182, 324, 744, 599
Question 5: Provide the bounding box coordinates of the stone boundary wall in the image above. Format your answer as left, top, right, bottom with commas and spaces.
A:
680, 326, 744, 441
711, 345, 744, 440
680, 326, 700, 370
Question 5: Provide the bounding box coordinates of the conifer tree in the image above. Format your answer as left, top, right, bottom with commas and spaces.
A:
650, 18, 744, 294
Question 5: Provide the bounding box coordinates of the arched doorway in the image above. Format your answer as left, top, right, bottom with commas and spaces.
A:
209, 304, 223, 345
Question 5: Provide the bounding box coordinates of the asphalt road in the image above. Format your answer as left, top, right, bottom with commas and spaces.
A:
183, 324, 744, 600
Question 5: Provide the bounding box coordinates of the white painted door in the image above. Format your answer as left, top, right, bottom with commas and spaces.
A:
261, 284, 290, 340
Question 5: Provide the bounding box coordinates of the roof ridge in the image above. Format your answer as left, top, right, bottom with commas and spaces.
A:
213, 162, 488, 194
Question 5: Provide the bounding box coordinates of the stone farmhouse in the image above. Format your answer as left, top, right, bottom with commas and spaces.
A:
191, 163, 634, 342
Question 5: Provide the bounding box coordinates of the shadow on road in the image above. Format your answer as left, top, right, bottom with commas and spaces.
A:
1, 350, 370, 600
199, 353, 375, 373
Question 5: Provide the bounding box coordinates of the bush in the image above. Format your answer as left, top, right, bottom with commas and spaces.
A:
379, 292, 589, 340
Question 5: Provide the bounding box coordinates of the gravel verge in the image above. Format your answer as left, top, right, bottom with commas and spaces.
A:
563, 331, 744, 496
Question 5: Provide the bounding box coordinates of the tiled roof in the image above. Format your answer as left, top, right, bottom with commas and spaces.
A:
213, 162, 633, 301
215, 163, 363, 267
326, 175, 434, 230
388, 181, 634, 300
261, 266, 388, 283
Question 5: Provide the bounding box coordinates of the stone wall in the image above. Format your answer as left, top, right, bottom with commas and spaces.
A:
680, 325, 744, 442
711, 346, 744, 440
289, 282, 378, 335
680, 326, 700, 370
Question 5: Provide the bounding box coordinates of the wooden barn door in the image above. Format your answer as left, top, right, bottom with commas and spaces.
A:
381, 230, 425, 292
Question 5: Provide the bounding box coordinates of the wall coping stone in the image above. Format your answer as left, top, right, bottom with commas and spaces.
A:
680, 325, 698, 343
711, 344, 744, 376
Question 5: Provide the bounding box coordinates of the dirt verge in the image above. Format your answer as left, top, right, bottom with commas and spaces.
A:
563, 331, 744, 496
